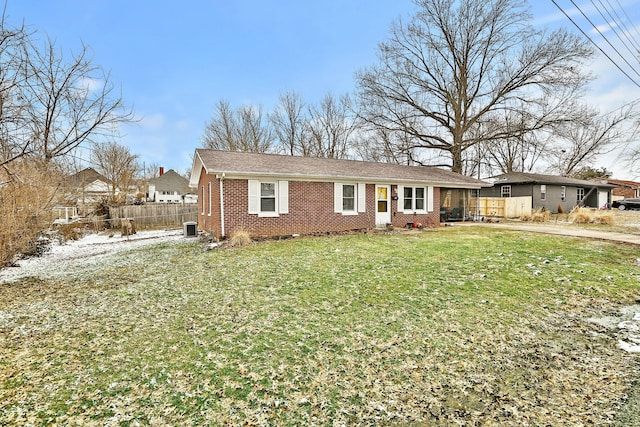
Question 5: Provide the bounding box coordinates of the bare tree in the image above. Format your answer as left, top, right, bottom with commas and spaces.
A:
269, 90, 310, 156
91, 141, 139, 200
473, 106, 549, 175
356, 0, 594, 174
547, 101, 639, 176
307, 93, 358, 159
0, 20, 32, 164
0, 32, 133, 167
236, 104, 274, 152
144, 162, 160, 179
202, 100, 274, 153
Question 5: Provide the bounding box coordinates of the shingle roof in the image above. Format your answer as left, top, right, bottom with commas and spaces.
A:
490, 172, 614, 187
606, 179, 640, 188
68, 167, 111, 185
150, 169, 190, 193
192, 149, 487, 189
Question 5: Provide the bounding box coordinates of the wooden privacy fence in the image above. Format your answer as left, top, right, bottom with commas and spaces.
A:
109, 204, 198, 229
469, 196, 532, 218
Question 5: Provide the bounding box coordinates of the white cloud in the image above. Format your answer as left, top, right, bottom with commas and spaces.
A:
78, 77, 104, 94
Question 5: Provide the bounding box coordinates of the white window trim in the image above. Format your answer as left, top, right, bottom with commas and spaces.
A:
501, 185, 511, 198
398, 185, 433, 213
248, 179, 289, 217
207, 182, 212, 216
334, 182, 366, 215
560, 186, 566, 201
540, 184, 546, 201
201, 185, 205, 215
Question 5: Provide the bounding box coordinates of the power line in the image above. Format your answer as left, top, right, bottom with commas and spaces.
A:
550, 0, 640, 89
591, 0, 640, 62
613, 0, 640, 51
569, 0, 640, 80
602, 0, 640, 53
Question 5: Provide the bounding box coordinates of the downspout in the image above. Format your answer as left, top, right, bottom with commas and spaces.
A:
219, 173, 226, 238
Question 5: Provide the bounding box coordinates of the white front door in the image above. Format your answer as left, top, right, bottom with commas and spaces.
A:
598, 191, 608, 209
375, 185, 391, 226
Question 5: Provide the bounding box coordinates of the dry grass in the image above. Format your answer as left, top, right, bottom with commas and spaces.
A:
1, 229, 639, 425
569, 207, 616, 225
0, 162, 62, 267
524, 208, 551, 222
228, 227, 252, 247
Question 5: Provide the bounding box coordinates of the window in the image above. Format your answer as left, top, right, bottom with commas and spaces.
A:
415, 187, 425, 210
560, 186, 566, 201
402, 186, 427, 211
248, 180, 288, 216
501, 185, 511, 198
207, 182, 212, 216
343, 184, 355, 212
403, 187, 413, 210
260, 182, 276, 212
577, 187, 585, 203
540, 185, 546, 201
334, 182, 366, 214
201, 185, 205, 214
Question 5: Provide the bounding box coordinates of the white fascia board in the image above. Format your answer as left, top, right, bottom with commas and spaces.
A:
188, 153, 204, 188
208, 171, 484, 189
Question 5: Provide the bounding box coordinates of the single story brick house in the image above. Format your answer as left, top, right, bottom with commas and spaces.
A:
480, 172, 613, 213
189, 149, 486, 239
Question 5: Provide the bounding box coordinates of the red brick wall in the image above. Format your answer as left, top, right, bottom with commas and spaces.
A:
197, 174, 442, 239
197, 168, 222, 236
613, 186, 639, 198
223, 180, 373, 238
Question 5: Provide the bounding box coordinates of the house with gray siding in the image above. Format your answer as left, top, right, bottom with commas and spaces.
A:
148, 169, 197, 204
480, 172, 613, 213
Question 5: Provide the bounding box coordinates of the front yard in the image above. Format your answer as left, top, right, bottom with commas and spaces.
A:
1, 227, 639, 425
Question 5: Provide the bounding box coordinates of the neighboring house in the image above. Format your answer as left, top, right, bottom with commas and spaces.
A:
65, 167, 114, 206
481, 172, 613, 213
601, 179, 640, 200
148, 168, 196, 203
189, 149, 486, 239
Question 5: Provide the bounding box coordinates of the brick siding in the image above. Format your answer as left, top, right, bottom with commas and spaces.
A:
198, 170, 441, 239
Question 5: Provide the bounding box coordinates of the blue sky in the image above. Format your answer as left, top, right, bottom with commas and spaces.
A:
5, 1, 640, 179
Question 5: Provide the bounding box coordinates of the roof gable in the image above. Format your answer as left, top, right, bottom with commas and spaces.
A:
68, 167, 111, 185
191, 149, 487, 189
150, 169, 190, 193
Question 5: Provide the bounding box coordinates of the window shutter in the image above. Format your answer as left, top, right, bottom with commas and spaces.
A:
397, 185, 404, 212
248, 180, 259, 214
334, 182, 342, 213
357, 183, 366, 212
278, 181, 289, 214
427, 186, 434, 212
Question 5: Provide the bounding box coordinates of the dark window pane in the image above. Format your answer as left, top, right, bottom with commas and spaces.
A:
343, 185, 354, 198
343, 198, 355, 211
261, 197, 276, 212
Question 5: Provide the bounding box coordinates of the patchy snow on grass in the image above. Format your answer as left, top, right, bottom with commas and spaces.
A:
0, 229, 191, 284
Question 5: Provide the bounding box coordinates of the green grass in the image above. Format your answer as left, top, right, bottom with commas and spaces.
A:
1, 227, 639, 425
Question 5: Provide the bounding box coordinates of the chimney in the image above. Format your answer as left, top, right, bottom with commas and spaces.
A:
159, 167, 164, 176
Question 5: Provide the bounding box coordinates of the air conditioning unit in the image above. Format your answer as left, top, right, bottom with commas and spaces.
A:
183, 221, 197, 237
